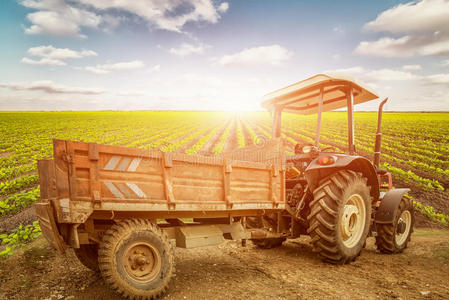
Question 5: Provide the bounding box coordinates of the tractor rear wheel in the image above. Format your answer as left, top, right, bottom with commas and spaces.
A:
307, 170, 372, 264
375, 197, 414, 254
98, 219, 174, 300
74, 244, 99, 272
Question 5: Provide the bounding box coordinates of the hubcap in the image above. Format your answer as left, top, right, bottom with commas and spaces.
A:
340, 194, 366, 248
123, 242, 161, 282
395, 210, 412, 246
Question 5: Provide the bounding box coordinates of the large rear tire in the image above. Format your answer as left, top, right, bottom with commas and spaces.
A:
98, 219, 175, 300
74, 244, 99, 272
375, 197, 414, 254
307, 170, 372, 264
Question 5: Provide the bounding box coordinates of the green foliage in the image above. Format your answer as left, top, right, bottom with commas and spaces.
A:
0, 221, 42, 257
0, 175, 39, 196
0, 187, 40, 216
236, 119, 245, 148
414, 201, 449, 226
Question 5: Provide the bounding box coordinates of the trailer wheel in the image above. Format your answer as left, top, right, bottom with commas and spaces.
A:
375, 197, 414, 254
99, 219, 174, 300
307, 170, 371, 264
74, 244, 99, 272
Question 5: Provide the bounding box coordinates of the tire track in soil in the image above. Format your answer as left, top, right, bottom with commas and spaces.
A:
240, 119, 255, 147
223, 118, 238, 153
177, 124, 220, 153
198, 119, 232, 154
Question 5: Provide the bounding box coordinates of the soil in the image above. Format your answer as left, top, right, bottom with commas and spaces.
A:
0, 205, 36, 234
1, 228, 448, 300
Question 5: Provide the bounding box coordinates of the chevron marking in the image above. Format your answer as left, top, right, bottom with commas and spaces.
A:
104, 182, 124, 198
117, 157, 131, 171
104, 156, 121, 170
126, 183, 147, 198
127, 157, 142, 172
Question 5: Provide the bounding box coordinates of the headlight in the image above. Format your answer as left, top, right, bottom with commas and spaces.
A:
302, 146, 313, 153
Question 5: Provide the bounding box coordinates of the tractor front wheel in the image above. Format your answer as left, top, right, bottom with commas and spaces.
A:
375, 197, 414, 254
307, 170, 372, 264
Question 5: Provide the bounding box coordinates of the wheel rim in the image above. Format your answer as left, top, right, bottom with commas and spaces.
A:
340, 193, 366, 248
123, 242, 161, 283
395, 210, 412, 246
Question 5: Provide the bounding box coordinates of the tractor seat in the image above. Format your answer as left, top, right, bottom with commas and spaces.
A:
376, 169, 388, 175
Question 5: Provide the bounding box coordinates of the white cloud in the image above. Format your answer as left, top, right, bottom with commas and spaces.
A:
364, 0, 449, 34
117, 91, 148, 97
218, 2, 229, 13
441, 59, 449, 66
98, 60, 145, 70
19, 0, 227, 37
217, 45, 293, 67
169, 43, 207, 57
27, 45, 97, 59
83, 66, 109, 75
402, 64, 422, 71
77, 60, 146, 74
21, 45, 97, 66
366, 69, 420, 81
148, 65, 161, 72
21, 57, 66, 66
20, 0, 102, 38
332, 25, 344, 34
355, 0, 449, 57
425, 73, 449, 84
0, 80, 105, 94
325, 66, 365, 74
325, 66, 421, 82
77, 0, 228, 33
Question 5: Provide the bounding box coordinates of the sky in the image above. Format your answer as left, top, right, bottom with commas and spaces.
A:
0, 0, 449, 111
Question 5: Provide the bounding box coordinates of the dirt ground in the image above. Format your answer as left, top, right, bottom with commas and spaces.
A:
1, 228, 448, 300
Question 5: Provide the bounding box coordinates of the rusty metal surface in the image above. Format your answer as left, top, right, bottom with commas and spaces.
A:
45, 139, 286, 223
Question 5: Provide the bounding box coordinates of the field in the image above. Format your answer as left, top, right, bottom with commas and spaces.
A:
0, 111, 448, 298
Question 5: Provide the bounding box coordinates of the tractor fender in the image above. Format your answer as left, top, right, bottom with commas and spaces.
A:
375, 188, 410, 224
304, 155, 380, 200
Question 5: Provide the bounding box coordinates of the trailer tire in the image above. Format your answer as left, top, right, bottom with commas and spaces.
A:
375, 197, 414, 254
99, 219, 174, 300
74, 244, 99, 272
307, 170, 372, 264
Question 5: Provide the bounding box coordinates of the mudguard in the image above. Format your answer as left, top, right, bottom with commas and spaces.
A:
375, 188, 410, 224
304, 154, 380, 200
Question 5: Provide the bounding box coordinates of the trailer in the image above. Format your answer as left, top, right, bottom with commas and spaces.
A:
36, 73, 414, 299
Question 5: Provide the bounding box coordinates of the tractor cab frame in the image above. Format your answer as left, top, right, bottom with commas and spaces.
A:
258, 73, 415, 263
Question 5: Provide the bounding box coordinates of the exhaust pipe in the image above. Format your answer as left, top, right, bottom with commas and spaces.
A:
373, 98, 388, 168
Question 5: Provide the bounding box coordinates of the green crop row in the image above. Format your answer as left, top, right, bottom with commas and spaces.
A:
0, 187, 40, 217
0, 221, 42, 257
0, 175, 39, 196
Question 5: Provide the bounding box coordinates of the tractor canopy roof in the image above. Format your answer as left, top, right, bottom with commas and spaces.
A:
261, 73, 379, 115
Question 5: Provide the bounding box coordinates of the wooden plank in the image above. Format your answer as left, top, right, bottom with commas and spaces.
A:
223, 158, 232, 208
66, 141, 77, 199
53, 140, 70, 199
89, 143, 101, 206
162, 152, 175, 207
270, 165, 279, 205
35, 202, 67, 253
